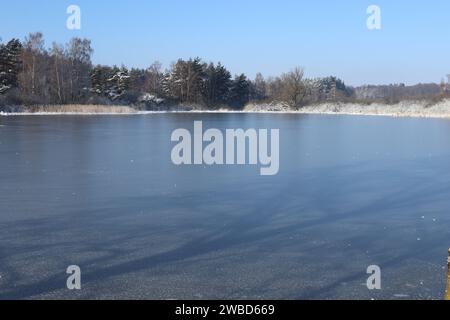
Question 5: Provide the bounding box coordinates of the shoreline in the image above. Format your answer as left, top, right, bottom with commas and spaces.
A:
2, 110, 450, 119
2, 99, 450, 119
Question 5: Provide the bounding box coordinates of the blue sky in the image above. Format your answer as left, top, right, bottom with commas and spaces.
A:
1, 0, 449, 86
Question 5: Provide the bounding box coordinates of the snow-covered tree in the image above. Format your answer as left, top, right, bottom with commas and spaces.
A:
90, 65, 111, 95
90, 65, 130, 101
0, 39, 22, 94
107, 68, 130, 100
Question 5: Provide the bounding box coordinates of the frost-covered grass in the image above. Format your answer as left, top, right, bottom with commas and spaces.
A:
3, 99, 450, 118
0, 104, 138, 115
298, 99, 450, 118
244, 99, 450, 118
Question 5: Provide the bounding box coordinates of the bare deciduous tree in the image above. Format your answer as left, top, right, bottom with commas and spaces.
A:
280, 67, 307, 108
19, 32, 46, 98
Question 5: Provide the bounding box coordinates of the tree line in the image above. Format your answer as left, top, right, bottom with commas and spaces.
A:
1, 33, 446, 110
1, 33, 93, 106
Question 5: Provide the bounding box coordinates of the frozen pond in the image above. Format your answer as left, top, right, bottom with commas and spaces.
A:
0, 113, 450, 299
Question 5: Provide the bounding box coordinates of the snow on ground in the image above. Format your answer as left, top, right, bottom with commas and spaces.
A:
297, 99, 450, 118
243, 102, 293, 112
2, 99, 450, 118
0, 104, 137, 116
244, 99, 450, 118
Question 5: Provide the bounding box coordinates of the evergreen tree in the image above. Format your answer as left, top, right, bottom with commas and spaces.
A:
161, 71, 172, 98
106, 66, 130, 101
90, 65, 130, 101
214, 63, 232, 105
0, 42, 6, 94
202, 62, 231, 106
170, 58, 205, 103
228, 74, 249, 109
90, 65, 111, 95
203, 63, 217, 105
316, 76, 351, 101
0, 39, 22, 94
129, 68, 146, 92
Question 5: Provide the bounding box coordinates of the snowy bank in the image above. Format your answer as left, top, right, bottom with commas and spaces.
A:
2, 99, 450, 118
0, 104, 138, 116
244, 99, 450, 118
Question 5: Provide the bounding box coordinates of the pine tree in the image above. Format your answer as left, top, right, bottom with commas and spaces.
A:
186, 57, 205, 103
214, 63, 232, 105
203, 63, 217, 105
161, 71, 172, 98
117, 69, 131, 96
169, 58, 205, 103
91, 65, 130, 101
228, 74, 249, 109
129, 68, 146, 92
106, 66, 130, 101
0, 39, 22, 94
0, 42, 6, 93
316, 76, 351, 101
90, 65, 111, 95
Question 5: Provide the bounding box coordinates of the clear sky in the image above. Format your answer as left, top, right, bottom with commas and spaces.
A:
1, 0, 449, 86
